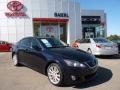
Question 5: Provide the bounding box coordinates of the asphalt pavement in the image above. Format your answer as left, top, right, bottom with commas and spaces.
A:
0, 52, 120, 90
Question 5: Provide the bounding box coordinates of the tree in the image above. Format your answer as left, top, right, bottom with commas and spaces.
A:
107, 35, 120, 40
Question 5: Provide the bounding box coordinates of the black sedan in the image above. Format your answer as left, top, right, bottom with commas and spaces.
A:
12, 37, 98, 86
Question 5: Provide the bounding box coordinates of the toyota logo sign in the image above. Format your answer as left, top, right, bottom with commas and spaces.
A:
7, 1, 23, 11
5, 1, 26, 17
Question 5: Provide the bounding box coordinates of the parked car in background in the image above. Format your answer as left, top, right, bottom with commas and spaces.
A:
0, 41, 12, 52
12, 37, 98, 86
110, 39, 120, 53
71, 38, 118, 55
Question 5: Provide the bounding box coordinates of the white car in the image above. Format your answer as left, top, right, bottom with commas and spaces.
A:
73, 38, 119, 55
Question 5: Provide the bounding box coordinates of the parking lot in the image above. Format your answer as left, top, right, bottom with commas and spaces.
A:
0, 52, 120, 90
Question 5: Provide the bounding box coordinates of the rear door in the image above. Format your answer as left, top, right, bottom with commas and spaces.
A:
18, 38, 31, 65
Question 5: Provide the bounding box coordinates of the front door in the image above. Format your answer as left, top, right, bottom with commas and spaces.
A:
28, 38, 47, 73
83, 27, 95, 38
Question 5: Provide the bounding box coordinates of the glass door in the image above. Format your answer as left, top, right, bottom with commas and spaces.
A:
83, 27, 95, 38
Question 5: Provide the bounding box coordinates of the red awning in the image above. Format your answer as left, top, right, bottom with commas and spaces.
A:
33, 18, 68, 23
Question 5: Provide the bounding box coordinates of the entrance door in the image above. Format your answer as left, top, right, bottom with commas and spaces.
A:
85, 32, 94, 38
83, 27, 95, 38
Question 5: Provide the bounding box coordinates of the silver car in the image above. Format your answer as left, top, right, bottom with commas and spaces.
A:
74, 38, 118, 55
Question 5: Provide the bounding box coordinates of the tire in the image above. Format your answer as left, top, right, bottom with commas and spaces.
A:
12, 54, 19, 66
47, 63, 63, 86
87, 48, 92, 54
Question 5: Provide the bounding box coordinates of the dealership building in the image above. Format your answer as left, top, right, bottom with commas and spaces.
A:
0, 0, 107, 44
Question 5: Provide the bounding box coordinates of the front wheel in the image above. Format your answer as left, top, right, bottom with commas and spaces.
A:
47, 63, 63, 86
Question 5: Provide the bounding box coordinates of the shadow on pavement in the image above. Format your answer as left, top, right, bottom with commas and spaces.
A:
96, 54, 120, 59
70, 66, 113, 89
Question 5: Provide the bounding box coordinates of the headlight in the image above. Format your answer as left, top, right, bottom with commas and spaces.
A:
64, 59, 86, 67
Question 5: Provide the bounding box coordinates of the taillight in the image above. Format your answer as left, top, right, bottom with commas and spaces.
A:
96, 44, 102, 48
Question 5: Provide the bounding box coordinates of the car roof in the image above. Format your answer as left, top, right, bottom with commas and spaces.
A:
22, 36, 54, 40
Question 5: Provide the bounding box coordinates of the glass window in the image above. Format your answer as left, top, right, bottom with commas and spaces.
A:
112, 39, 120, 43
37, 38, 68, 48
20, 38, 31, 47
31, 39, 40, 48
78, 39, 90, 43
93, 38, 110, 43
0, 41, 7, 44
84, 39, 90, 43
33, 21, 67, 43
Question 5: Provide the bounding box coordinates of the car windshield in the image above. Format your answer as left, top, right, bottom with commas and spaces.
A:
38, 38, 68, 48
93, 38, 111, 43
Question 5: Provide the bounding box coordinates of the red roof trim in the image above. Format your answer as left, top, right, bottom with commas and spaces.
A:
33, 18, 69, 22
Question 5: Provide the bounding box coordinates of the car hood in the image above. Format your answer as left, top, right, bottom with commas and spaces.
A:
49, 47, 96, 62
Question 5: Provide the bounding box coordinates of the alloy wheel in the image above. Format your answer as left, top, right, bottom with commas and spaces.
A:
12, 55, 18, 66
47, 63, 62, 85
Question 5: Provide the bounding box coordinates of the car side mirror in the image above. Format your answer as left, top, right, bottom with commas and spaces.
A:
32, 45, 42, 51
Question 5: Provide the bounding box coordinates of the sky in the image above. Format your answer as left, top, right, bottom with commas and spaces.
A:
76, 0, 120, 36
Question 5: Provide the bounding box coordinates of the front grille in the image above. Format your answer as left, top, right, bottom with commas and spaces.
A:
85, 72, 97, 80
86, 60, 97, 67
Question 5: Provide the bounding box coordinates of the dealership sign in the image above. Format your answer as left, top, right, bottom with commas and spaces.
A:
5, 1, 26, 17
54, 12, 69, 18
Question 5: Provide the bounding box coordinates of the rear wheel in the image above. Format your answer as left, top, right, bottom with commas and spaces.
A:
12, 54, 19, 66
47, 63, 63, 86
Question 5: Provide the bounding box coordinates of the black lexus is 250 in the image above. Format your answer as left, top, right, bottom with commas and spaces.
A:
12, 37, 98, 86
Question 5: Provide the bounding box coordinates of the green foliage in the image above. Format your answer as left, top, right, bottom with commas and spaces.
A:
107, 35, 120, 40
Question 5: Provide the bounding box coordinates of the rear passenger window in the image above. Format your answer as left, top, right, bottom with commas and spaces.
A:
1, 41, 5, 44
76, 39, 84, 43
31, 39, 39, 47
20, 38, 31, 47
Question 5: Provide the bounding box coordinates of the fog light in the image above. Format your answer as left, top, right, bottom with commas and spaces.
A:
71, 75, 76, 81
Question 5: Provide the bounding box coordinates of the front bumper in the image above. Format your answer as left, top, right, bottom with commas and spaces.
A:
63, 65, 98, 84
